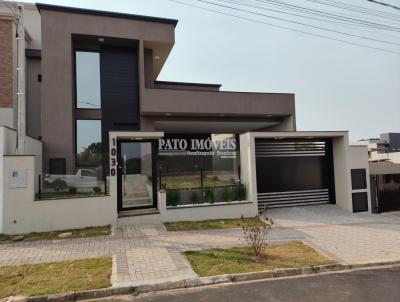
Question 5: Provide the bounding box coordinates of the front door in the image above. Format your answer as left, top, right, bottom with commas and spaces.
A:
117, 140, 157, 211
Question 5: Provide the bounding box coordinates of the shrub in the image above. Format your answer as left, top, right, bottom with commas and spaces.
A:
235, 184, 246, 201
167, 190, 180, 207
212, 176, 219, 182
93, 186, 101, 194
203, 187, 216, 204
222, 187, 233, 202
191, 191, 199, 204
241, 216, 273, 256
68, 186, 77, 194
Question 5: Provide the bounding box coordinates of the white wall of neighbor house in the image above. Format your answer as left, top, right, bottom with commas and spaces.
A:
0, 155, 117, 235
0, 126, 42, 192
348, 145, 372, 212
0, 156, 3, 233
0, 126, 17, 155
0, 109, 14, 129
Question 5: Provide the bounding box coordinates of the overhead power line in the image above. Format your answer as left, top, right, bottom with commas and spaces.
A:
167, 0, 400, 54
249, 0, 400, 31
224, 0, 400, 29
304, 0, 400, 21
367, 0, 400, 11
186, 0, 400, 46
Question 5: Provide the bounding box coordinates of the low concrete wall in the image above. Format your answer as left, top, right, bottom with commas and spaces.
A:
0, 155, 117, 234
158, 191, 257, 222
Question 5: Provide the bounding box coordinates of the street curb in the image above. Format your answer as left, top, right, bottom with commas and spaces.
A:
3, 286, 134, 302
4, 261, 400, 302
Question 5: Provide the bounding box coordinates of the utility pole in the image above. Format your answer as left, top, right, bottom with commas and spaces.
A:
16, 4, 25, 154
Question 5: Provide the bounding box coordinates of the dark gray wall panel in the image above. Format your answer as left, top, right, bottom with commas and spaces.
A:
100, 46, 140, 153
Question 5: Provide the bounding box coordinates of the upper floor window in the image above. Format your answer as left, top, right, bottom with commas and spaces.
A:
75, 51, 101, 109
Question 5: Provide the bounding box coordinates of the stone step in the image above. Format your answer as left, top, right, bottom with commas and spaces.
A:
118, 208, 159, 218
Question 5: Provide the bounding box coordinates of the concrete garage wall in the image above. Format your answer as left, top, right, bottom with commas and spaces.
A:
332, 135, 353, 212
158, 191, 257, 222
0, 156, 117, 235
348, 145, 371, 212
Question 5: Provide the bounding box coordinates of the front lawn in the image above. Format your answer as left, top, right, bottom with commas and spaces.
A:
164, 217, 265, 231
184, 242, 334, 277
0, 257, 112, 298
0, 225, 111, 244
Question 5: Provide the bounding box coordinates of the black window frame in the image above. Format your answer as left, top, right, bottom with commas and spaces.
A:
351, 168, 367, 190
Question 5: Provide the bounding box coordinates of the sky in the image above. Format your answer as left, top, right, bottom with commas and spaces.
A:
23, 0, 400, 142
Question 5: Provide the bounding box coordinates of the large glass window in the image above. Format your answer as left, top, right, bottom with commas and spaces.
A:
75, 51, 101, 109
76, 120, 102, 167
158, 134, 240, 190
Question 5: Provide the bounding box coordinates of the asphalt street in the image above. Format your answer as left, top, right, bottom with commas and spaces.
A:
131, 267, 400, 302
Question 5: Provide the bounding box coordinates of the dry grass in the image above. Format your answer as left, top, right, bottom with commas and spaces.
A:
164, 218, 265, 231
0, 257, 112, 298
184, 241, 334, 277
0, 225, 111, 244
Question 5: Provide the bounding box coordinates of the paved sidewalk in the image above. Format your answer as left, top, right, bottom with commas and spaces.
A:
0, 205, 399, 287
267, 205, 400, 264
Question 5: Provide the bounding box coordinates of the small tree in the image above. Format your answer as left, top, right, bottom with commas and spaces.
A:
241, 216, 273, 256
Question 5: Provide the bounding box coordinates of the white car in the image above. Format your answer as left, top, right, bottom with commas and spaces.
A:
44, 169, 104, 192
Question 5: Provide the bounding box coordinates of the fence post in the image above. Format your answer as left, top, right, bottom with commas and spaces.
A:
200, 168, 204, 187
38, 174, 42, 199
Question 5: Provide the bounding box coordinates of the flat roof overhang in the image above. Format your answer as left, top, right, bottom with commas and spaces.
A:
141, 89, 295, 117
36, 3, 178, 26
153, 119, 282, 133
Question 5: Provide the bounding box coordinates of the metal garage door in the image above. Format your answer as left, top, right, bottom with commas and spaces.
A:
255, 139, 335, 210
373, 174, 400, 212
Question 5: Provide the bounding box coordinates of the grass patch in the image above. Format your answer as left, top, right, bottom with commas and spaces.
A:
0, 257, 112, 298
0, 225, 111, 244
184, 242, 334, 277
164, 217, 265, 231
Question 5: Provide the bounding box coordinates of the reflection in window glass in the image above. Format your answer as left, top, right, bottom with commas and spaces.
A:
76, 120, 102, 167
157, 134, 240, 189
76, 51, 101, 108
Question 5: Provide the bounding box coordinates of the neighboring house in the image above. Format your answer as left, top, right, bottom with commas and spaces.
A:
356, 133, 400, 163
0, 3, 371, 234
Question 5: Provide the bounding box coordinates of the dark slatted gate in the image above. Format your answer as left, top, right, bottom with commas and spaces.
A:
255, 138, 335, 210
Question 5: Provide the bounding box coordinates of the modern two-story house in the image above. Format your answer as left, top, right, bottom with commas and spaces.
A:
0, 3, 371, 234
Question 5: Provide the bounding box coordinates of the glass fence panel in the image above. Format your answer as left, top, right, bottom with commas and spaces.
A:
37, 153, 109, 200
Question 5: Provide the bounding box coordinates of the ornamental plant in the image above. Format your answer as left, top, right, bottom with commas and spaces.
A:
241, 216, 273, 257
203, 187, 216, 204
191, 191, 199, 204
167, 190, 180, 207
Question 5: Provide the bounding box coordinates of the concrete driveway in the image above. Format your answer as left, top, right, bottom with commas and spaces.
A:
266, 205, 400, 264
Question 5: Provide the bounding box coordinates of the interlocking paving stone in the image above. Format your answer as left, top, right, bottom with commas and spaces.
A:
0, 205, 399, 286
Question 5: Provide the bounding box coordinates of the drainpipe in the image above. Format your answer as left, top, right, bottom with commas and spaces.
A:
16, 4, 25, 155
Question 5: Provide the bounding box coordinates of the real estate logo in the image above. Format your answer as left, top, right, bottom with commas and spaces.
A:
158, 138, 237, 158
